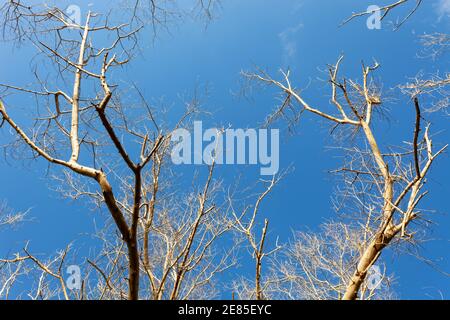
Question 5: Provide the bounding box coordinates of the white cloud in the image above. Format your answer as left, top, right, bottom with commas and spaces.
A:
435, 0, 450, 20
278, 23, 303, 65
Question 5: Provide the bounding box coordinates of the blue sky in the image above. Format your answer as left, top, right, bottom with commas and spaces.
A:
0, 0, 449, 299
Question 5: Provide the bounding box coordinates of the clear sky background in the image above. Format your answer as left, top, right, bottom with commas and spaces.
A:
0, 0, 449, 299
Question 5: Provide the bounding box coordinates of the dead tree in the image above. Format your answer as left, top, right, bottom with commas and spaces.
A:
265, 223, 394, 300
0, 201, 27, 228
245, 56, 447, 300
401, 33, 450, 114
229, 175, 283, 300
0, 1, 233, 300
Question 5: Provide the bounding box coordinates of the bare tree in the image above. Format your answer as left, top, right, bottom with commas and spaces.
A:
0, 1, 447, 301
0, 202, 29, 299
401, 33, 450, 114
0, 201, 27, 228
341, 3, 449, 115
244, 55, 447, 300
264, 222, 394, 300
0, 0, 236, 300
229, 175, 284, 300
